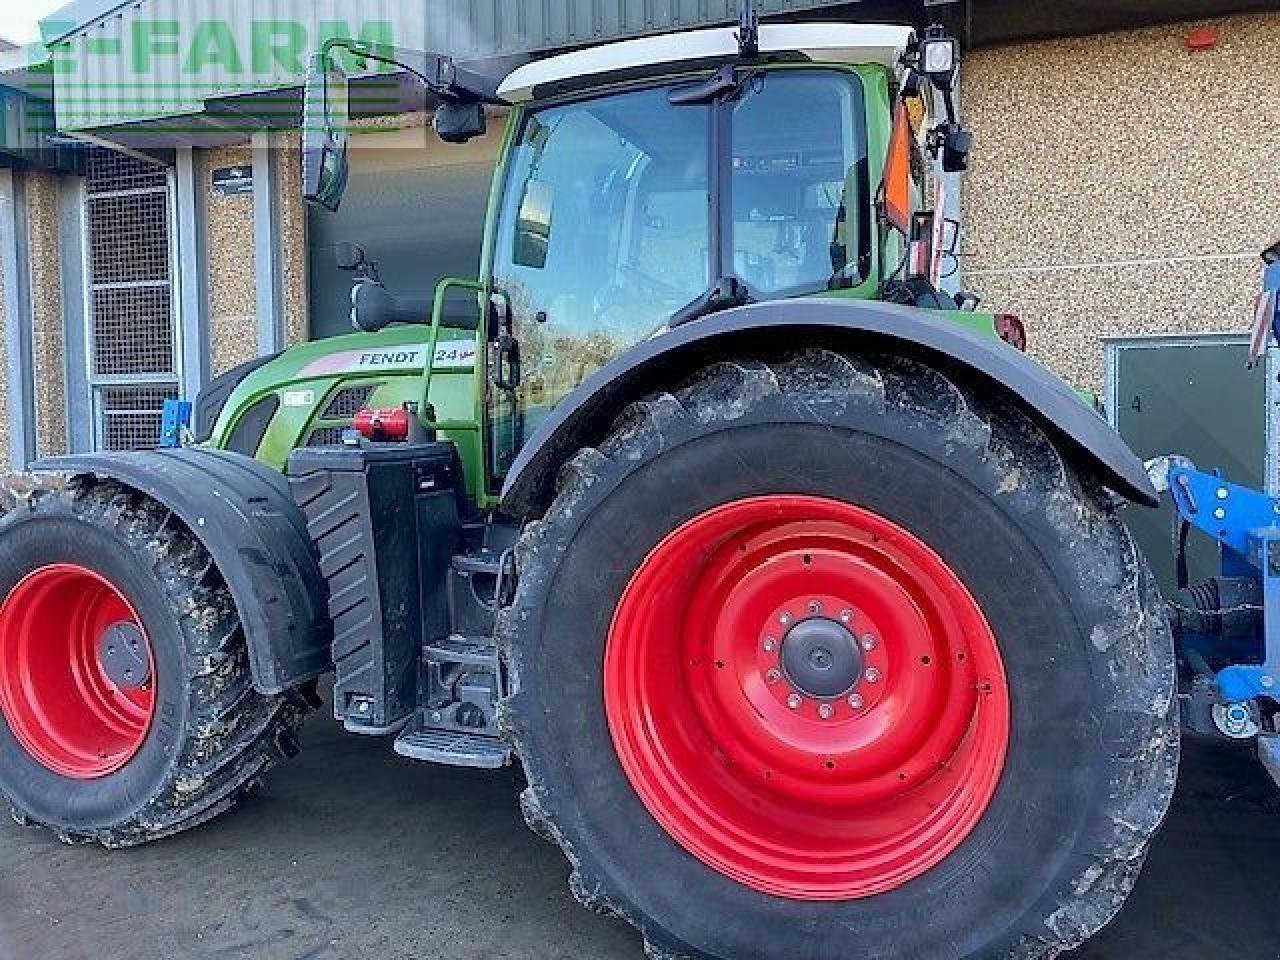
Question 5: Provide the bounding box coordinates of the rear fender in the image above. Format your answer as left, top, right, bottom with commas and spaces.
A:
500, 299, 1158, 514
33, 449, 332, 695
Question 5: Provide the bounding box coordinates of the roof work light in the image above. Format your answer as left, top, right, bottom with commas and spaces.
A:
919, 26, 959, 90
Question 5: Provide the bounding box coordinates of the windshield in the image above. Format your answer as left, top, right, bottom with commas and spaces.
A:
488, 69, 869, 478
730, 71, 869, 296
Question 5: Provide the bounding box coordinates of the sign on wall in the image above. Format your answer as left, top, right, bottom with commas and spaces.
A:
212, 166, 253, 196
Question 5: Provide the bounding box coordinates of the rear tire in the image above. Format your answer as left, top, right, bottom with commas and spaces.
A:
0, 480, 311, 847
500, 349, 1178, 960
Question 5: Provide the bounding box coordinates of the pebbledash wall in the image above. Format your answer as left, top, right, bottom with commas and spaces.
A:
0, 9, 1277, 467
962, 14, 1280, 392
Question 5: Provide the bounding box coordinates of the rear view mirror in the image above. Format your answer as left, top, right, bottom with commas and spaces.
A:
302, 53, 351, 212
334, 242, 367, 271
434, 100, 487, 144
513, 179, 554, 269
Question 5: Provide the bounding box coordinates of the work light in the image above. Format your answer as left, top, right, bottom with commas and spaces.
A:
921, 38, 956, 75
919, 27, 959, 90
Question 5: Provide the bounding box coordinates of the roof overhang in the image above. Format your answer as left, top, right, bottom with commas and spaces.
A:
0, 52, 83, 172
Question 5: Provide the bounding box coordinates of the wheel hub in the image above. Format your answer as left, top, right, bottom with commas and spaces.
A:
98, 622, 152, 691
780, 617, 863, 700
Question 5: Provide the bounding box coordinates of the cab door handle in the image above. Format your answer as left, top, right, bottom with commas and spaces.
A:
492, 334, 521, 391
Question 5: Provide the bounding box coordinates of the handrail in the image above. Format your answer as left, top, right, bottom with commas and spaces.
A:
424, 278, 487, 430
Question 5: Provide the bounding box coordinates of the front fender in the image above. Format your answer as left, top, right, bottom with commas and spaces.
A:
500, 299, 1158, 514
34, 449, 332, 695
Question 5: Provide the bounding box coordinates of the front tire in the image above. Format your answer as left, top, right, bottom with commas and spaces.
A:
501, 349, 1178, 960
0, 480, 311, 847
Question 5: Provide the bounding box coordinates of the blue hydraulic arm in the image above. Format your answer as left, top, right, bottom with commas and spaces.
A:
1167, 465, 1280, 704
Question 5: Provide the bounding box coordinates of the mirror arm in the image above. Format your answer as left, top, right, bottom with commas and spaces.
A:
321, 38, 508, 106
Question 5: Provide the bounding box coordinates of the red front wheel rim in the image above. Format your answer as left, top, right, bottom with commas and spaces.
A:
0, 564, 157, 779
605, 496, 1010, 901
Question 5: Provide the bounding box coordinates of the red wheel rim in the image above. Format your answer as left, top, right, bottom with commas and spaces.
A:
605, 496, 1009, 901
0, 565, 156, 779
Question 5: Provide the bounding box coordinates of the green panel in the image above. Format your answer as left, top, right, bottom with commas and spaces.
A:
1112, 338, 1265, 596
205, 324, 484, 489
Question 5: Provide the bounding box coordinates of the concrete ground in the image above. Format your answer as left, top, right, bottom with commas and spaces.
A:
3, 714, 1280, 960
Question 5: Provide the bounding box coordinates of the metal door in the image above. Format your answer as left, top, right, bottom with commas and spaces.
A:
1107, 334, 1266, 596
82, 149, 180, 451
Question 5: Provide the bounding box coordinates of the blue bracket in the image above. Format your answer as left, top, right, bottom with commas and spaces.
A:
1169, 466, 1280, 704
159, 400, 193, 449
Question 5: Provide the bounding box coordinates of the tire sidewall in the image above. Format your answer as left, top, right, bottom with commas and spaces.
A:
512, 388, 1161, 960
0, 506, 190, 831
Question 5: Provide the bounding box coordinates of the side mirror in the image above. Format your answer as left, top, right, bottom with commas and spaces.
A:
513, 179, 554, 270
434, 100, 487, 144
334, 242, 367, 271
940, 124, 972, 174
302, 52, 351, 212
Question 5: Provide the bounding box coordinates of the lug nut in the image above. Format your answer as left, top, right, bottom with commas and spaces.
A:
787, 693, 803, 710
779, 612, 793, 627
818, 703, 835, 720
861, 635, 877, 652
808, 600, 823, 615
840, 610, 853, 624
766, 669, 782, 685
763, 637, 778, 653
848, 693, 865, 710
864, 667, 882, 684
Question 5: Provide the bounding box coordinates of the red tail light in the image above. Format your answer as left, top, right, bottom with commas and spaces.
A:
353, 407, 411, 442
995, 314, 1027, 352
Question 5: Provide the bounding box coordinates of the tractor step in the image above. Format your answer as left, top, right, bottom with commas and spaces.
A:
451, 552, 503, 577
403, 633, 509, 769
423, 636, 498, 667
394, 723, 512, 769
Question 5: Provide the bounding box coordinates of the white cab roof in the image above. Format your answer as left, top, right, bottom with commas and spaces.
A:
498, 23, 915, 102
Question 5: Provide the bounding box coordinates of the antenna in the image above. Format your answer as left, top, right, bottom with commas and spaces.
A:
737, 0, 760, 58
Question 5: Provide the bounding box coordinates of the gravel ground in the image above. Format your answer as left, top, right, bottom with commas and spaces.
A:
3, 713, 1279, 960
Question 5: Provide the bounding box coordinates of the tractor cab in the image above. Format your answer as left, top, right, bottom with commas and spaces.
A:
302, 19, 974, 478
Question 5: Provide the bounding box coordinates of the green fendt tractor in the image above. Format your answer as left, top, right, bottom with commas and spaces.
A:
0, 7, 1178, 959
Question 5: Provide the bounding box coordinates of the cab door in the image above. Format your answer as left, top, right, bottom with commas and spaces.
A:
487, 85, 712, 479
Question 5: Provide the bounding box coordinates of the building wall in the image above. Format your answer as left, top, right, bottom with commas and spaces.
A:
200, 146, 259, 376
962, 13, 1280, 392
277, 136, 309, 349
200, 140, 310, 378
27, 172, 66, 459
